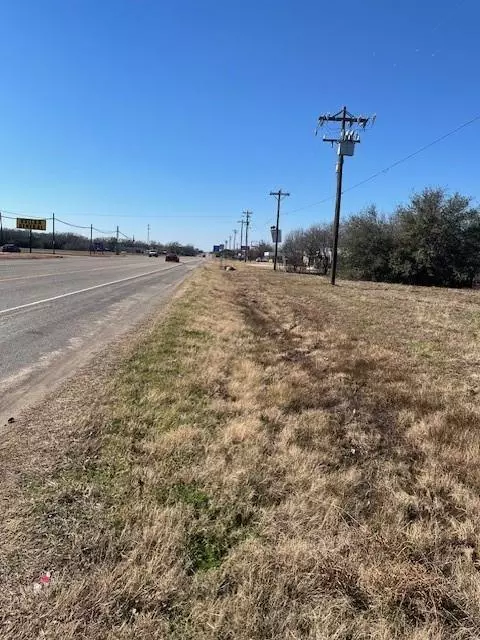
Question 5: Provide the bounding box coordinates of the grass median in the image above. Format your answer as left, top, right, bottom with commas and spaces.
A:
2, 263, 480, 638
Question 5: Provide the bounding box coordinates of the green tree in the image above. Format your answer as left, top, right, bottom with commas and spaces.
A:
389, 188, 480, 287
341, 205, 394, 281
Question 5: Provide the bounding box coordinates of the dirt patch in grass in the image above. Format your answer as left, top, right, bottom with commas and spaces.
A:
2, 264, 480, 638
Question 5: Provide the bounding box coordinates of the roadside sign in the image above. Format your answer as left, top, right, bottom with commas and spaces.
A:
16, 218, 47, 231
219, 244, 225, 251
241, 245, 249, 251
213, 245, 220, 252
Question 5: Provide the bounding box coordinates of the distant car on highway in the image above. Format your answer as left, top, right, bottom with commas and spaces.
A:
1, 244, 21, 253
148, 249, 159, 257
165, 252, 180, 262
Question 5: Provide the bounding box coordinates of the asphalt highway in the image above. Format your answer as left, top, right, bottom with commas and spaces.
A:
0, 255, 200, 423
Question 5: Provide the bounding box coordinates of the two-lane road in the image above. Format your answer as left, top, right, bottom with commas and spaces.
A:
0, 255, 200, 423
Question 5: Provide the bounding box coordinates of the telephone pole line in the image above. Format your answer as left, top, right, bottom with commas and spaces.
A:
147, 224, 150, 245
317, 106, 375, 285
233, 228, 238, 251
243, 210, 252, 262
269, 189, 290, 271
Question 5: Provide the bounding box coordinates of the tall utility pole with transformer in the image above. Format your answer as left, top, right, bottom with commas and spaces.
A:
317, 106, 375, 285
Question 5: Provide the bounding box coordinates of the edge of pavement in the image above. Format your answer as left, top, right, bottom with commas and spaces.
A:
0, 263, 200, 454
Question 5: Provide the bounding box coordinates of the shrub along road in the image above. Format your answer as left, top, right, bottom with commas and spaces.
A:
2, 263, 480, 638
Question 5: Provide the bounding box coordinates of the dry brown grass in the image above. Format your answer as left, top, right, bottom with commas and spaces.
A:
2, 264, 480, 638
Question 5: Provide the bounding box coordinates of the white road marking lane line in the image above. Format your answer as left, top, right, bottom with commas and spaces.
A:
0, 262, 162, 283
0, 264, 183, 316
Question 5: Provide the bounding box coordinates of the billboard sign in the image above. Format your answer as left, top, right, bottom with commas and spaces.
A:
16, 218, 47, 231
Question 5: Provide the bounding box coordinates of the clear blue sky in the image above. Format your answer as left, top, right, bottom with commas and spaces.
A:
0, 0, 477, 249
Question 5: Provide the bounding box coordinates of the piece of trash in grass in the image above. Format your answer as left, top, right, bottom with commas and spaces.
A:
33, 571, 51, 593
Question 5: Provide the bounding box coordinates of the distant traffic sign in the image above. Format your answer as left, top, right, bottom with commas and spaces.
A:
213, 245, 220, 252
16, 218, 47, 231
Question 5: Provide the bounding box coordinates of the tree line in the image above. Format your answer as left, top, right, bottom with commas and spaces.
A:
282, 188, 480, 288
1, 226, 201, 255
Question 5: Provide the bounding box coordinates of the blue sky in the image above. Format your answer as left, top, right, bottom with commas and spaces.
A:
0, 0, 477, 249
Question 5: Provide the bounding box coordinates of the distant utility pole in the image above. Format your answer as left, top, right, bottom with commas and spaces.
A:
233, 228, 238, 251
52, 213, 56, 255
90, 224, 93, 255
147, 224, 150, 245
317, 106, 375, 285
269, 189, 290, 271
229, 234, 232, 250
238, 218, 245, 258
116, 225, 120, 255
243, 210, 252, 262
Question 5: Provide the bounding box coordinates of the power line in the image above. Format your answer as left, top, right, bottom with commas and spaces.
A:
342, 114, 480, 195
55, 218, 91, 230
285, 113, 480, 217
1, 210, 53, 220
92, 226, 117, 235
0, 207, 235, 220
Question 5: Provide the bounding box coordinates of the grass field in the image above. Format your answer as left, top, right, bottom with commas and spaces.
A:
2, 263, 480, 638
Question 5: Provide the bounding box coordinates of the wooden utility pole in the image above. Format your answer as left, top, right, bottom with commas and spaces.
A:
233, 228, 238, 251
269, 189, 290, 270
243, 211, 252, 262
238, 218, 245, 259
317, 106, 375, 285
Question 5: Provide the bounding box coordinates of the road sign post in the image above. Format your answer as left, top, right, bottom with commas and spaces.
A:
16, 218, 47, 254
